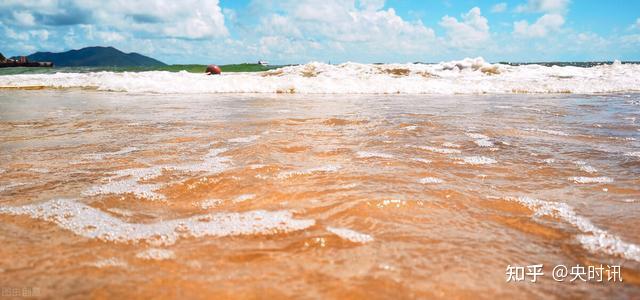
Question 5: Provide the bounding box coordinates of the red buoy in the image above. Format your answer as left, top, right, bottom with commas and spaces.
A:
206, 64, 221, 75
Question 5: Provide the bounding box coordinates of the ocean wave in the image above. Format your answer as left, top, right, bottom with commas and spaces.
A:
504, 196, 640, 262
1, 58, 639, 94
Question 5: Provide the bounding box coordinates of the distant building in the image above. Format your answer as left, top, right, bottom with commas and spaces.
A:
18, 56, 28, 63
258, 60, 269, 66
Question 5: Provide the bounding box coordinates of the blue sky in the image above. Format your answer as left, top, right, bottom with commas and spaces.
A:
1, 0, 639, 64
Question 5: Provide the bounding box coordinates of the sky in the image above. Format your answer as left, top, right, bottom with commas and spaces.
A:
1, 0, 639, 64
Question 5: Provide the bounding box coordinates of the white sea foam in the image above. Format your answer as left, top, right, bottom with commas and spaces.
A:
84, 148, 230, 200
569, 176, 613, 184
625, 152, 640, 158
376, 199, 406, 208
411, 145, 462, 154
88, 257, 128, 268
326, 226, 374, 243
577, 163, 598, 173
466, 133, 490, 140
0, 199, 316, 245
277, 165, 341, 179
234, 194, 255, 203
460, 156, 497, 165
412, 158, 432, 164
3, 58, 638, 94
199, 199, 222, 209
465, 132, 494, 148
0, 182, 26, 193
228, 135, 260, 143
404, 125, 418, 131
136, 248, 176, 261
356, 151, 394, 159
418, 177, 444, 184
442, 142, 461, 148
85, 147, 139, 160
504, 196, 640, 262
526, 128, 570, 136
474, 139, 494, 147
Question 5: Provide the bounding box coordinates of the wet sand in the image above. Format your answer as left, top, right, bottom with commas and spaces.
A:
0, 90, 639, 299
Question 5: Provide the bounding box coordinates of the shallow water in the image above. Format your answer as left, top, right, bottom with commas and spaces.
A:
0, 90, 639, 298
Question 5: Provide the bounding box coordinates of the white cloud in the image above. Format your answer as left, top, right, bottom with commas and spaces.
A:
513, 13, 564, 38
359, 0, 385, 11
30, 29, 49, 41
96, 31, 125, 43
439, 7, 490, 48
5, 27, 30, 41
491, 3, 508, 13
12, 11, 35, 26
1, 0, 229, 40
255, 0, 436, 56
629, 18, 640, 30
516, 0, 570, 14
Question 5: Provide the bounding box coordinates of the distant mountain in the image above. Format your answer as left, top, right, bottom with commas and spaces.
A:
27, 46, 166, 67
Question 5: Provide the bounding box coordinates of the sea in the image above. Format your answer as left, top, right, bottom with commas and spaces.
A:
0, 58, 639, 298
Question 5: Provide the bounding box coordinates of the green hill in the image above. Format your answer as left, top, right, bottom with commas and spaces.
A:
27, 46, 166, 67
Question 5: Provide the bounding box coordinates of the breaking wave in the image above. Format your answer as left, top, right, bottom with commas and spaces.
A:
1, 58, 639, 94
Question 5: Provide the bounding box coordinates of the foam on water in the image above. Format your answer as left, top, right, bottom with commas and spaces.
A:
569, 176, 613, 184
3, 58, 638, 94
277, 165, 341, 179
460, 156, 497, 165
199, 199, 222, 209
136, 248, 176, 261
412, 158, 432, 164
504, 196, 640, 262
375, 199, 407, 208
326, 226, 374, 243
526, 128, 570, 136
465, 133, 494, 148
234, 194, 255, 203
85, 147, 139, 160
0, 183, 27, 193
418, 177, 444, 184
356, 151, 395, 159
410, 145, 462, 154
228, 135, 260, 143
88, 257, 128, 268
442, 142, 461, 148
0, 199, 316, 245
84, 148, 230, 200
625, 152, 640, 158
574, 162, 598, 173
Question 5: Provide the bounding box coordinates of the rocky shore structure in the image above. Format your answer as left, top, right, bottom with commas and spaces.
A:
0, 52, 53, 68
